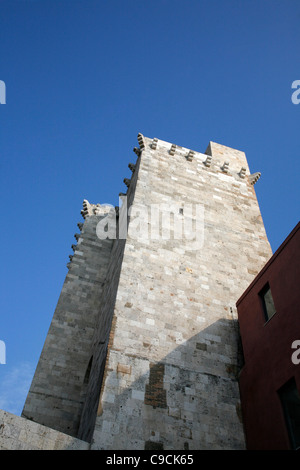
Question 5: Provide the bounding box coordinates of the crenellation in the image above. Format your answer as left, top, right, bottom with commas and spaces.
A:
146, 138, 256, 190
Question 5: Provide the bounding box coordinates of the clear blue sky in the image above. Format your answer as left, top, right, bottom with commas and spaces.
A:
0, 0, 299, 416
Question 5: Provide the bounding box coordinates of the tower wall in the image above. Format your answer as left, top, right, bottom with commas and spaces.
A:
22, 206, 114, 436
85, 135, 273, 450
20, 134, 273, 449
77, 152, 141, 441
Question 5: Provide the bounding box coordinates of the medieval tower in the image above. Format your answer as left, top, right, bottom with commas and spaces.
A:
12, 134, 272, 450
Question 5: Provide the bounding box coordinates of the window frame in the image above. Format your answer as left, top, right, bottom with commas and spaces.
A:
278, 377, 300, 450
259, 282, 277, 323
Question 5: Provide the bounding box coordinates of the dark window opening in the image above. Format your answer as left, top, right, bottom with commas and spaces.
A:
84, 356, 93, 384
259, 282, 276, 322
278, 377, 300, 450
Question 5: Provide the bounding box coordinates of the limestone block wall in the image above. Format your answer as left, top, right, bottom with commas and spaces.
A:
88, 135, 272, 450
22, 206, 114, 437
0, 410, 89, 450
77, 151, 141, 442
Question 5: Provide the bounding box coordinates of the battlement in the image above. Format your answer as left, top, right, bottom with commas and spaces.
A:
133, 134, 261, 187
69, 134, 263, 271
80, 199, 114, 219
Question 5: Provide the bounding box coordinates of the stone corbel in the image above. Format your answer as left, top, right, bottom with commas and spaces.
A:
249, 172, 261, 185
169, 144, 176, 155
133, 147, 141, 156
137, 133, 145, 150
151, 138, 158, 150
221, 162, 229, 173
186, 151, 195, 162
81, 199, 92, 219
123, 178, 131, 188
128, 163, 136, 172
239, 167, 246, 178
204, 155, 212, 167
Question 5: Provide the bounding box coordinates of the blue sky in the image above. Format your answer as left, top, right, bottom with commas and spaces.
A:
0, 0, 299, 416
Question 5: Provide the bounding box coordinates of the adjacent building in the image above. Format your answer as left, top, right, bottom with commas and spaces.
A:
237, 221, 300, 450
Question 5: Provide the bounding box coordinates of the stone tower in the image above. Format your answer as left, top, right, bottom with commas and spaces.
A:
22, 134, 272, 450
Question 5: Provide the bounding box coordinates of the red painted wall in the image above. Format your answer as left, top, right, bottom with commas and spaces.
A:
236, 222, 300, 450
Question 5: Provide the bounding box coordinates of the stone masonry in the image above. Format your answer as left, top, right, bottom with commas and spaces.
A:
0, 134, 273, 450
84, 136, 272, 450
22, 204, 115, 436
0, 410, 89, 450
